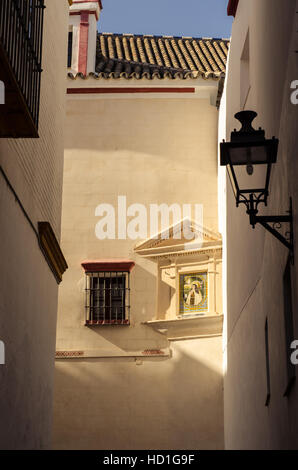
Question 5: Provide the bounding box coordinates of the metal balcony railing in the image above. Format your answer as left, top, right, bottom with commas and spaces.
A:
0, 0, 45, 131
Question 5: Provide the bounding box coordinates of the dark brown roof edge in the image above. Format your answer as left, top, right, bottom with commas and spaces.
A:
227, 0, 239, 17
67, 71, 225, 80
216, 77, 225, 109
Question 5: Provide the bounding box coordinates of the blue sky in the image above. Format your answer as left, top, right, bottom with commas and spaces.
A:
98, 0, 233, 39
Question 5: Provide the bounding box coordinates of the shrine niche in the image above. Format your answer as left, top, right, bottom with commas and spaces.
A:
134, 218, 223, 340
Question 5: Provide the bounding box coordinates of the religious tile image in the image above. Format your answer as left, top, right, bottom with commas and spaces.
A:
179, 272, 208, 315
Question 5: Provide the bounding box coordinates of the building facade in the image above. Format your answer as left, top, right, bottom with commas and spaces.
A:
53, 0, 228, 450
220, 0, 298, 449
0, 0, 69, 449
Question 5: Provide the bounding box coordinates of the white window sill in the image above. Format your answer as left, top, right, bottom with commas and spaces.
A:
143, 314, 223, 341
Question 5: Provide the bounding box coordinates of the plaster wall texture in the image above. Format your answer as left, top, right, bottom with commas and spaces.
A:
0, 0, 68, 238
0, 0, 69, 449
56, 96, 219, 349
53, 92, 224, 449
53, 337, 224, 450
0, 174, 59, 449
220, 0, 298, 449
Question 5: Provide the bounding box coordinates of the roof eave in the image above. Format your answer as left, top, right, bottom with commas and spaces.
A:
227, 0, 239, 17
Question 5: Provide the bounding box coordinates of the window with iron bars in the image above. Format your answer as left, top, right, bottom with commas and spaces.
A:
85, 272, 130, 325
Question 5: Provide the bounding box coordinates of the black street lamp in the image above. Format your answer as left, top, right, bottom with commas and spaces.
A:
220, 110, 293, 255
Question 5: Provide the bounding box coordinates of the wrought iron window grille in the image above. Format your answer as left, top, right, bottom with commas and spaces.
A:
85, 271, 131, 325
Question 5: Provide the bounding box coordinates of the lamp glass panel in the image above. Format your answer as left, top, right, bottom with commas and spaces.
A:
229, 145, 269, 165
233, 163, 267, 193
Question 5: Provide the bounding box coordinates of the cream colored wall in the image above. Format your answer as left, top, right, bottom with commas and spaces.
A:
53, 337, 223, 450
0, 0, 69, 449
57, 96, 218, 348
0, 0, 68, 238
0, 182, 59, 449
221, 0, 298, 449
53, 91, 224, 449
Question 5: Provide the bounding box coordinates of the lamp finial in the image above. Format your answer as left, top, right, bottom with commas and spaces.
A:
234, 110, 258, 134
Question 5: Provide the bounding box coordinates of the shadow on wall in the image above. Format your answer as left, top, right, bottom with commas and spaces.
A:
52, 339, 224, 450
60, 262, 170, 353
62, 99, 218, 211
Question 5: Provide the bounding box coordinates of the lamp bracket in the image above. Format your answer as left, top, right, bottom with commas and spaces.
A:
247, 196, 294, 258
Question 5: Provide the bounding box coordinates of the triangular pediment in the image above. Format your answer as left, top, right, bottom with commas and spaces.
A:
134, 218, 222, 259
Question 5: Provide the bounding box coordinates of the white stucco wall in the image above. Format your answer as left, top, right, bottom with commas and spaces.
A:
0, 181, 59, 449
53, 85, 224, 449
220, 0, 298, 449
0, 0, 69, 449
54, 337, 223, 450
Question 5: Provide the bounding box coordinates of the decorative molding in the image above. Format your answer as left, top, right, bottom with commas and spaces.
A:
55, 348, 171, 359
72, 0, 102, 8
81, 259, 135, 272
56, 350, 84, 358
85, 319, 130, 325
69, 0, 102, 20
144, 314, 223, 341
134, 218, 221, 254
134, 219, 222, 261
67, 87, 196, 94
69, 10, 97, 17
142, 349, 165, 356
38, 222, 68, 284
138, 247, 222, 260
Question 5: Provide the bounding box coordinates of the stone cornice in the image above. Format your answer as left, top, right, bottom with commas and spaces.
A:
136, 245, 222, 260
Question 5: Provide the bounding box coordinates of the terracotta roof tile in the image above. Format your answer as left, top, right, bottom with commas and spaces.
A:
69, 33, 230, 81
150, 38, 163, 67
